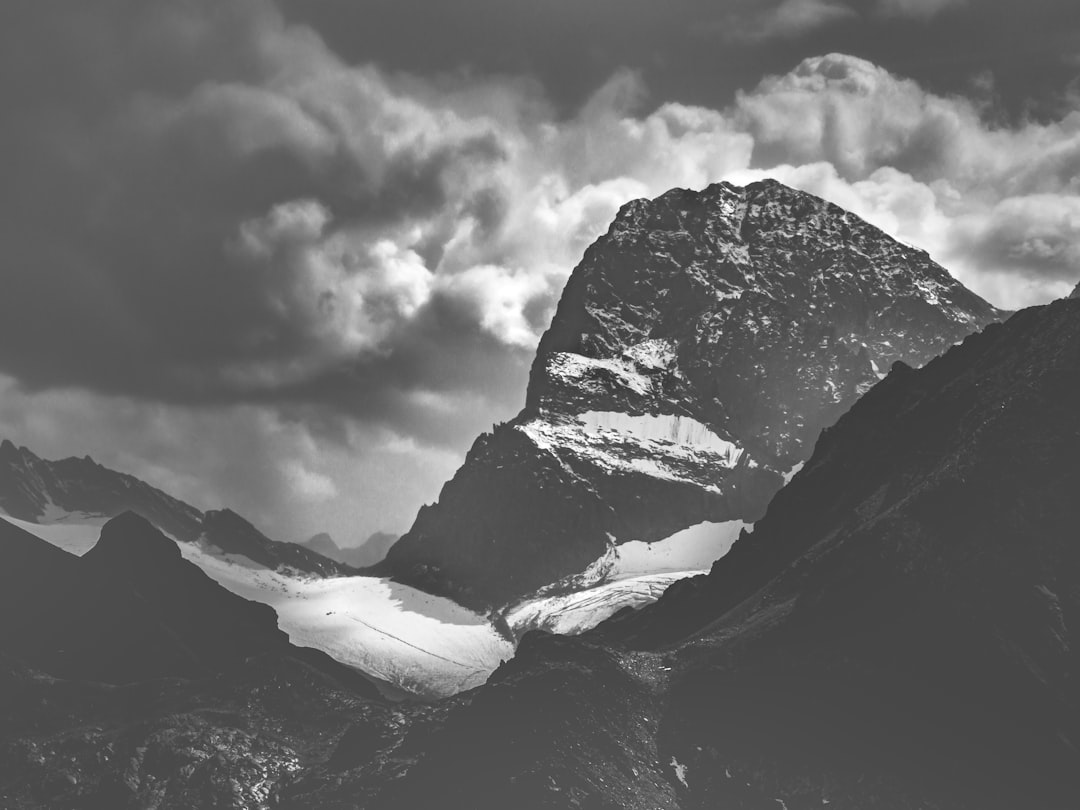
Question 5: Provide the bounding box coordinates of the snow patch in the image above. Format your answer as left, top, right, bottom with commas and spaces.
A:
577, 411, 741, 458
521, 413, 744, 488
782, 461, 806, 485
505, 571, 704, 637
614, 520, 748, 578
671, 756, 689, 788
545, 352, 652, 396
0, 513, 103, 556
622, 338, 676, 370
178, 543, 514, 699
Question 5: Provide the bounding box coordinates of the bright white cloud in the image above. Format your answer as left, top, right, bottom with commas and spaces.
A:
5, 2, 1080, 538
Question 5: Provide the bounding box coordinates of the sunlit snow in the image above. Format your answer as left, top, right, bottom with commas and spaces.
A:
5, 509, 747, 699
577, 411, 742, 459
0, 513, 103, 555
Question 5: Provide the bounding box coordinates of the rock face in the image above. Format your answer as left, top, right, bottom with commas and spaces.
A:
384, 179, 1002, 609
374, 295, 1080, 810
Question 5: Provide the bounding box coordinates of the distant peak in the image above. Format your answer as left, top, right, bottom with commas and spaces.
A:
1070, 281, 1080, 300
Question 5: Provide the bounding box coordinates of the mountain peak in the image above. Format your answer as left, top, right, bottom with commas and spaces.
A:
1070, 280, 1080, 299
385, 182, 1003, 609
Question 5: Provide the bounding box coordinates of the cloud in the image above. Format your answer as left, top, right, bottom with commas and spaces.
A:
716, 0, 966, 42
877, 0, 966, 19
282, 459, 339, 503
716, 0, 857, 42
728, 53, 1080, 303
2, 4, 1080, 536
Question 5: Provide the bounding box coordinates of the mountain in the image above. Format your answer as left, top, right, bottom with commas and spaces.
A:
0, 445, 513, 700
201, 509, 352, 577
301, 530, 399, 567
370, 295, 1080, 810
0, 441, 350, 576
0, 512, 376, 689
303, 531, 342, 559
1071, 279, 1080, 299
0, 513, 387, 809
0, 439, 203, 542
383, 179, 1003, 609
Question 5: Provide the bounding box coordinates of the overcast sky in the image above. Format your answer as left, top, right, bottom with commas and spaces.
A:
1, 0, 1078, 544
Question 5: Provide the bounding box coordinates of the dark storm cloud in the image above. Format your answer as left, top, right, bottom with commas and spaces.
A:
1, 0, 1079, 538
282, 0, 1080, 119
0, 0, 541, 446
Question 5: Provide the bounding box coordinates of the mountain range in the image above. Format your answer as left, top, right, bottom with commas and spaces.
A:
301, 531, 398, 568
0, 439, 352, 576
2, 181, 1077, 808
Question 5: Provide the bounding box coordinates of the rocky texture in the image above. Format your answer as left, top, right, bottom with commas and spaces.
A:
0, 441, 351, 576
384, 179, 1002, 609
376, 296, 1080, 809
0, 653, 387, 810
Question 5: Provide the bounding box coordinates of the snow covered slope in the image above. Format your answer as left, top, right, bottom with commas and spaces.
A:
178, 542, 513, 699
1, 511, 509, 699
2, 509, 740, 698
0, 513, 104, 556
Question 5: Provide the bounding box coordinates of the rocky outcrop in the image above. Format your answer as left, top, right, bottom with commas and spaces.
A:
384, 179, 1003, 609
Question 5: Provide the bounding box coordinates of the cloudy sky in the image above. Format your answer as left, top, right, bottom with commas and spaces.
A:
1, 0, 1078, 544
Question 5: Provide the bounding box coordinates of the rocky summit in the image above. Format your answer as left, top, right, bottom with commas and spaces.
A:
384, 179, 1003, 610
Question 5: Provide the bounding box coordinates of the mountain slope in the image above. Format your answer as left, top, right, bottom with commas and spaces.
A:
0, 515, 388, 809
0, 441, 351, 576
384, 179, 1002, 609
0, 512, 378, 693
370, 296, 1080, 810
0, 439, 203, 542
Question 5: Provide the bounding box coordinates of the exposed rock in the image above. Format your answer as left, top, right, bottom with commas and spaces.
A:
384, 179, 1002, 609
